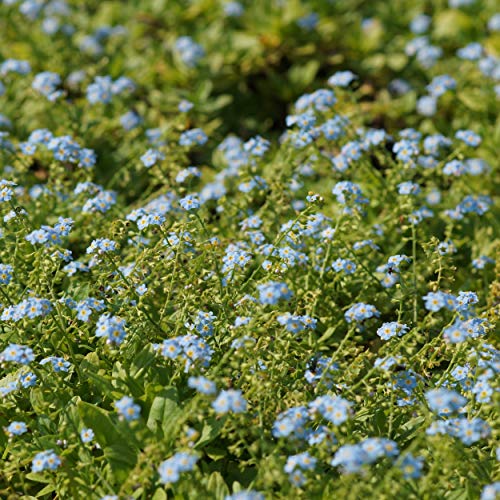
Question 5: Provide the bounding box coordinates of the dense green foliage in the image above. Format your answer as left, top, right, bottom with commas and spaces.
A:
0, 1, 498, 499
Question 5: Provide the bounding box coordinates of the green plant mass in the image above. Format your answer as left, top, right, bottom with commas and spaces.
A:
0, 0, 498, 499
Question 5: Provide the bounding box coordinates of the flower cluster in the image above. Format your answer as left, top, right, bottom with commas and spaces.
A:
32, 71, 62, 101
95, 314, 127, 344
86, 75, 135, 104
32, 450, 61, 472
377, 322, 409, 341
1, 298, 53, 322
0, 0, 497, 498
1, 344, 34, 364
158, 452, 199, 484
115, 396, 141, 421
332, 438, 399, 473
212, 389, 247, 414
175, 37, 204, 67
154, 335, 213, 371
25, 217, 74, 246
257, 281, 293, 305
344, 303, 379, 323
277, 313, 317, 333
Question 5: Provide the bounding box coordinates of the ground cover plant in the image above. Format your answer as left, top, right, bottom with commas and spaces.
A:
0, 0, 499, 499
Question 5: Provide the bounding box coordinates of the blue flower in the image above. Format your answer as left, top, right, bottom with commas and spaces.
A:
115, 396, 141, 421
332, 258, 356, 274
86, 76, 114, 104
393, 139, 419, 163
6, 421, 27, 436
179, 128, 208, 147
176, 166, 201, 184
455, 129, 481, 147
257, 281, 293, 305
243, 136, 270, 157
377, 322, 409, 340
212, 389, 247, 414
331, 444, 369, 473
399, 453, 424, 479
277, 313, 307, 333
284, 452, 317, 484
80, 428, 94, 443
328, 70, 357, 87
86, 238, 118, 254
481, 483, 500, 500
175, 37, 204, 67
32, 71, 62, 101
225, 491, 264, 500
140, 148, 164, 168
472, 256, 494, 269
416, 95, 437, 116
422, 291, 450, 312
305, 356, 338, 387
426, 75, 456, 97
309, 395, 352, 424
457, 42, 483, 60
0, 180, 17, 202
40, 356, 71, 372
443, 159, 466, 176
344, 303, 379, 323
0, 59, 31, 76
19, 372, 37, 388
120, 111, 142, 131
188, 376, 217, 395
332, 181, 367, 206
158, 452, 198, 484
410, 14, 431, 34
154, 335, 213, 371
179, 194, 201, 211
425, 388, 466, 415
95, 314, 127, 345
0, 263, 14, 284
297, 12, 318, 30
32, 450, 61, 472
178, 99, 194, 112
1, 344, 34, 365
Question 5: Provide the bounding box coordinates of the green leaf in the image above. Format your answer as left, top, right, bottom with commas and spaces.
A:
36, 483, 56, 497
30, 387, 48, 414
146, 387, 182, 438
112, 361, 144, 397
25, 473, 51, 484
195, 80, 213, 102
83, 368, 116, 395
317, 326, 338, 344
205, 446, 227, 461
386, 53, 408, 71
457, 90, 489, 112
151, 488, 167, 500
77, 401, 121, 447
201, 94, 233, 113
130, 345, 156, 377
446, 489, 469, 500
103, 442, 138, 484
433, 10, 472, 39
196, 417, 224, 449
231, 33, 260, 51
372, 408, 388, 433
288, 60, 320, 91
79, 353, 116, 395
206, 471, 230, 500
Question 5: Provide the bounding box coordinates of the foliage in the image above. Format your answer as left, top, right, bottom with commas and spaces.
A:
0, 0, 498, 499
